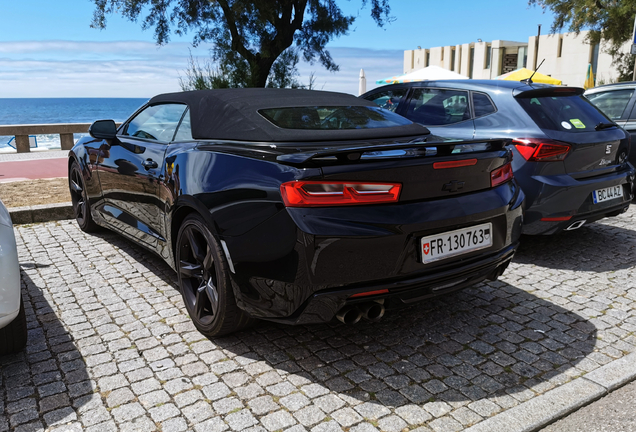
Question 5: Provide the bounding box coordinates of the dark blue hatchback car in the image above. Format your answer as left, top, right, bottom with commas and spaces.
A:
363, 80, 635, 235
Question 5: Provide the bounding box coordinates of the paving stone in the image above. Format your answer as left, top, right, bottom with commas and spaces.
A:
313, 394, 346, 413
310, 420, 343, 432
106, 387, 136, 408
213, 397, 243, 415
331, 407, 363, 427
111, 402, 145, 423
301, 383, 330, 398
159, 417, 187, 432
261, 410, 297, 431
349, 423, 380, 432
202, 382, 231, 401
428, 416, 463, 432
194, 417, 229, 432
294, 405, 327, 427
225, 409, 258, 431
395, 404, 432, 425
377, 415, 408, 432
149, 403, 181, 422
280, 393, 310, 411
450, 406, 483, 426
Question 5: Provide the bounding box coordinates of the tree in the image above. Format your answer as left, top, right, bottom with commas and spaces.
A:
179, 47, 304, 90
528, 0, 636, 79
91, 0, 392, 87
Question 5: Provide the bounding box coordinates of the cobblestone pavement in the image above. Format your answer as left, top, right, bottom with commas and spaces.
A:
2, 208, 636, 432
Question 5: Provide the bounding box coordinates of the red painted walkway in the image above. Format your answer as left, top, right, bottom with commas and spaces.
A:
0, 158, 68, 182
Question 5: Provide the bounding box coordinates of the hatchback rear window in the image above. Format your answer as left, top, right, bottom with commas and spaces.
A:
259, 106, 412, 130
516, 95, 610, 132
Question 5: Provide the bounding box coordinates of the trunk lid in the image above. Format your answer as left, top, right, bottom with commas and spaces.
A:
277, 137, 512, 202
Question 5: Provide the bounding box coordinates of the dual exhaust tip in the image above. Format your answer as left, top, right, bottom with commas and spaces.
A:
336, 301, 385, 325
565, 219, 586, 231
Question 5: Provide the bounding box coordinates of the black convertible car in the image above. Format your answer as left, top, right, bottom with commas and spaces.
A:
68, 89, 524, 336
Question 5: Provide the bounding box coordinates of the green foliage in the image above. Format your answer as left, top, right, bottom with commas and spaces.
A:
529, 0, 636, 81
91, 0, 392, 87
610, 51, 636, 81
179, 47, 319, 90
528, 0, 636, 50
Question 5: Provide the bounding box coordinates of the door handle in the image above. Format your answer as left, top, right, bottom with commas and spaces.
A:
142, 159, 158, 169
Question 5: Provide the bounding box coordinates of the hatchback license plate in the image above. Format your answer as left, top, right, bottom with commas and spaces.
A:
592, 185, 623, 204
420, 223, 493, 264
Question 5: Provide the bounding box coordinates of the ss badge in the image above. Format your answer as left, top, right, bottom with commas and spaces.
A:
606, 144, 612, 154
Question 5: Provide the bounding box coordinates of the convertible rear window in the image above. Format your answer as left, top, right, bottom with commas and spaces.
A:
259, 106, 412, 130
517, 95, 610, 132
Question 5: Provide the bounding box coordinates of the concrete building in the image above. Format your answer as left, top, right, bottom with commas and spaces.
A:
403, 31, 631, 87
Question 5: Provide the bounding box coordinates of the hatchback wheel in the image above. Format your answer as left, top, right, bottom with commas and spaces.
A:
69, 161, 99, 232
176, 214, 252, 337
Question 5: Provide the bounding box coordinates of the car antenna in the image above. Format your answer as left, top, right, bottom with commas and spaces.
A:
522, 59, 545, 85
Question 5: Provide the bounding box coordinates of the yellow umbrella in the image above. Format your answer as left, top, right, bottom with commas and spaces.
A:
584, 64, 595, 89
496, 68, 562, 85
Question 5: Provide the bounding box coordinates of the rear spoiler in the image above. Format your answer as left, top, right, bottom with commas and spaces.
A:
276, 138, 510, 166
513, 87, 584, 98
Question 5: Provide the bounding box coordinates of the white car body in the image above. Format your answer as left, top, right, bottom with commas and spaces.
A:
0, 200, 21, 330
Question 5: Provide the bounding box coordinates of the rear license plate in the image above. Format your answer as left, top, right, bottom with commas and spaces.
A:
420, 223, 493, 264
592, 185, 623, 204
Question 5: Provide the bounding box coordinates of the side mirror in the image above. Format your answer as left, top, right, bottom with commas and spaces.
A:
89, 120, 117, 140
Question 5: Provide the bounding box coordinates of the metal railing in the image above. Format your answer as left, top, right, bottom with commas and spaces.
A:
0, 123, 121, 153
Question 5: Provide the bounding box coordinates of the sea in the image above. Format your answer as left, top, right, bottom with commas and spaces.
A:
0, 98, 149, 151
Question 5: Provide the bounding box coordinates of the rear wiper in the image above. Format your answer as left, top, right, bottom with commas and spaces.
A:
595, 122, 617, 131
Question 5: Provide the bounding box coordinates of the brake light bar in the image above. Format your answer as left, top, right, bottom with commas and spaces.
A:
433, 159, 478, 169
491, 163, 513, 187
513, 138, 570, 162
350, 289, 389, 298
541, 216, 572, 221
280, 181, 401, 207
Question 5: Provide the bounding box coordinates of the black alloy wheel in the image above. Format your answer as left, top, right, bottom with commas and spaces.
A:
69, 161, 99, 232
176, 213, 252, 337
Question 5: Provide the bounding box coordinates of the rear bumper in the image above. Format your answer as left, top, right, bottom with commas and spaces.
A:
225, 180, 524, 322
266, 243, 518, 325
519, 164, 634, 235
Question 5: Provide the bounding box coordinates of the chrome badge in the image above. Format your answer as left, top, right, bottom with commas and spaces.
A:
606, 144, 612, 154
599, 159, 612, 166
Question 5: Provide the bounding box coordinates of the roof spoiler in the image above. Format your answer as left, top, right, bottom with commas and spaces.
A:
513, 87, 584, 98
276, 138, 510, 166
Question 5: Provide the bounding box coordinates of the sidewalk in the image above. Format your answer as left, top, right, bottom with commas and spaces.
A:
0, 150, 68, 182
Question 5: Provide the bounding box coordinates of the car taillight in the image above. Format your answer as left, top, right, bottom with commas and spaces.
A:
280, 181, 401, 207
513, 138, 570, 161
491, 163, 513, 187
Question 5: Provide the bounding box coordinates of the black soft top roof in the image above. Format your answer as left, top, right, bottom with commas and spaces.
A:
149, 88, 429, 142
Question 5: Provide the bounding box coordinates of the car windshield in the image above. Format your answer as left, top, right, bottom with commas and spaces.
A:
259, 106, 412, 130
517, 95, 610, 132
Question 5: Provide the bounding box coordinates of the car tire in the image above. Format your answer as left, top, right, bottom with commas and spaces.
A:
0, 294, 27, 355
176, 213, 253, 337
69, 160, 99, 232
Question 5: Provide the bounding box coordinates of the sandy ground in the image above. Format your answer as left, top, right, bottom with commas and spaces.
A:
0, 178, 70, 208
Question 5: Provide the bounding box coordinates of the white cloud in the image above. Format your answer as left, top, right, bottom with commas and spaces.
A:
0, 41, 403, 98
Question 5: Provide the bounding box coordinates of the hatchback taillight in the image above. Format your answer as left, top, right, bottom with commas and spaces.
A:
280, 181, 401, 207
491, 163, 513, 187
513, 138, 570, 162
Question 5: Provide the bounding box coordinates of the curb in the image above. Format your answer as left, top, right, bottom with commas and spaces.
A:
465, 351, 636, 432
9, 202, 74, 225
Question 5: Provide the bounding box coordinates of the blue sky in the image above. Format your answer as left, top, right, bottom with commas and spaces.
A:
0, 1, 556, 97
